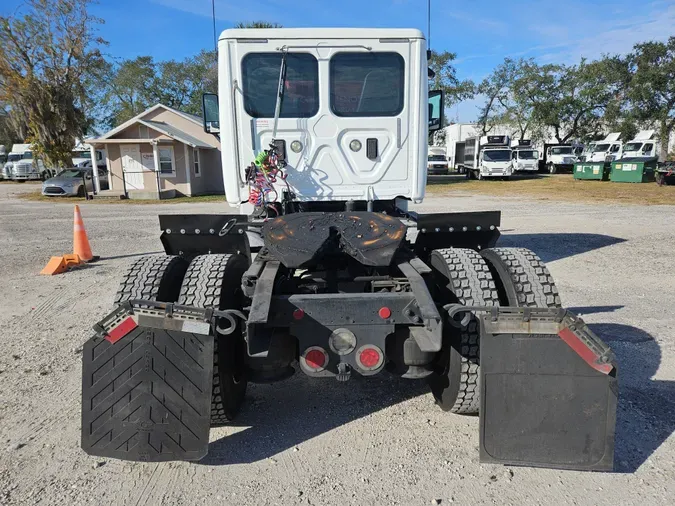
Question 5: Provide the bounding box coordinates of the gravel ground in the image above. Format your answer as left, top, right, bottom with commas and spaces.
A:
0, 182, 674, 506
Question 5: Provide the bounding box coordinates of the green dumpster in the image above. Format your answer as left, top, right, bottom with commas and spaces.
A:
610, 157, 657, 183
573, 161, 611, 180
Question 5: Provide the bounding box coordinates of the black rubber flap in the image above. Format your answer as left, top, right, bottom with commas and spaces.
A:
81, 323, 213, 462
479, 322, 617, 471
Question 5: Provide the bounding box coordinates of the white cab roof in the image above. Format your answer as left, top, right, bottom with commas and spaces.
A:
220, 28, 425, 41
604, 132, 621, 142
633, 129, 655, 141
10, 143, 30, 153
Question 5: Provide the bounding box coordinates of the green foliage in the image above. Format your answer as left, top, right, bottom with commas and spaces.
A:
234, 21, 282, 28
479, 55, 632, 144
0, 0, 107, 167
428, 50, 475, 108
626, 37, 675, 155
102, 49, 217, 127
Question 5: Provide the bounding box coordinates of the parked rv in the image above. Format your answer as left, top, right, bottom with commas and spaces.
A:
510, 140, 539, 173
460, 135, 512, 180
427, 146, 448, 174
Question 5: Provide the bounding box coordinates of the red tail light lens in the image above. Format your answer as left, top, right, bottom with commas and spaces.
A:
305, 349, 326, 369
300, 346, 329, 374
356, 345, 384, 371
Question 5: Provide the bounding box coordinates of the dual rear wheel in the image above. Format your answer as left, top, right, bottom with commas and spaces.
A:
114, 246, 561, 421
427, 247, 561, 414
114, 253, 249, 426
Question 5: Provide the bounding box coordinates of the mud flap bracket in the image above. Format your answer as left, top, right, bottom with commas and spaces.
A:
82, 302, 216, 462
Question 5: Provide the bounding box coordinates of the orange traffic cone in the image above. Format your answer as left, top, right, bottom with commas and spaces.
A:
73, 205, 95, 262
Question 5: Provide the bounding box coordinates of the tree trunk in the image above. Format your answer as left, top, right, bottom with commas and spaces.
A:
660, 119, 671, 161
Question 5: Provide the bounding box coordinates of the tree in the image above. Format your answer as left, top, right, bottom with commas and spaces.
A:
428, 50, 474, 109
234, 21, 282, 28
627, 38, 675, 157
476, 58, 519, 136
0, 0, 107, 167
102, 56, 156, 127
510, 58, 625, 144
102, 50, 219, 128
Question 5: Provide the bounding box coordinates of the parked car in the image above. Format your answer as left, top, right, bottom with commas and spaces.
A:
41, 168, 109, 196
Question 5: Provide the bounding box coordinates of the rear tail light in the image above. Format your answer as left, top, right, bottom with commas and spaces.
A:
300, 346, 329, 373
356, 345, 384, 371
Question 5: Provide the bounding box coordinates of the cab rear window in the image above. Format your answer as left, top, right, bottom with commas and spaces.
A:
330, 52, 404, 117
242, 53, 319, 118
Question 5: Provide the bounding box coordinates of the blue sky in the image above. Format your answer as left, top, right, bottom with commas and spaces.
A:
3, 0, 675, 121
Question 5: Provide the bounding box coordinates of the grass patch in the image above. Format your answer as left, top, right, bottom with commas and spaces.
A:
18, 191, 227, 204
427, 174, 675, 205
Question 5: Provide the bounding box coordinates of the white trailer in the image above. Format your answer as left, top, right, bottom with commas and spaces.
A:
510, 139, 539, 173
460, 135, 512, 180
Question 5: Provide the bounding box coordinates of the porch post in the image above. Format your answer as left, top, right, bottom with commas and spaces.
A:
152, 141, 161, 196
89, 143, 101, 193
183, 143, 193, 196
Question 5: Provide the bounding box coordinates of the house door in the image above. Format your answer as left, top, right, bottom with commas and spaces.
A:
121, 145, 145, 190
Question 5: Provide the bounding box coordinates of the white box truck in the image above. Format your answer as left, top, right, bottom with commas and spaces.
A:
510, 139, 539, 173
460, 135, 512, 180
427, 146, 448, 174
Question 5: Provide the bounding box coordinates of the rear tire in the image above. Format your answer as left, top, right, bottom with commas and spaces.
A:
178, 254, 249, 426
427, 248, 499, 414
548, 163, 557, 174
480, 247, 561, 308
114, 254, 188, 305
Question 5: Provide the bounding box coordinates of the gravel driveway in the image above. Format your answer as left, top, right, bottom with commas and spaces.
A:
0, 182, 673, 505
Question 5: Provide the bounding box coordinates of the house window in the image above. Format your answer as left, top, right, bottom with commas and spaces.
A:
159, 147, 175, 174
139, 125, 149, 139
193, 148, 201, 177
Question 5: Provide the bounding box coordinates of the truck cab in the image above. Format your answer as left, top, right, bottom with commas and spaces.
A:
621, 130, 657, 159
545, 145, 577, 173
587, 133, 622, 163
5, 143, 52, 181
203, 28, 434, 212
510, 139, 539, 173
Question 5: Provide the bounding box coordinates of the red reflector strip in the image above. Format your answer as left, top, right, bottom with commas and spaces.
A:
558, 327, 613, 375
105, 317, 138, 344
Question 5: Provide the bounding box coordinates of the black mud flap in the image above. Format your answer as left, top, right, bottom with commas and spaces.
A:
81, 302, 215, 462
476, 308, 618, 471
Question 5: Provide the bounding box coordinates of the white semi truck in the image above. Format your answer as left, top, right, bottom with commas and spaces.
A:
586, 133, 622, 163
621, 130, 658, 159
78, 28, 618, 471
510, 139, 539, 173
460, 135, 512, 179
4, 143, 53, 181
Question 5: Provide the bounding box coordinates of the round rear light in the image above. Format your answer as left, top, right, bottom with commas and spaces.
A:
329, 328, 357, 355
356, 345, 384, 371
305, 350, 326, 369
300, 346, 329, 373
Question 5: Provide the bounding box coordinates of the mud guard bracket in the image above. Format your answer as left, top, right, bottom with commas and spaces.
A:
81, 302, 216, 462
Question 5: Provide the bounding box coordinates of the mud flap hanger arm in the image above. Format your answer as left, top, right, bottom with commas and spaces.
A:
444, 303, 616, 375
92, 300, 247, 338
